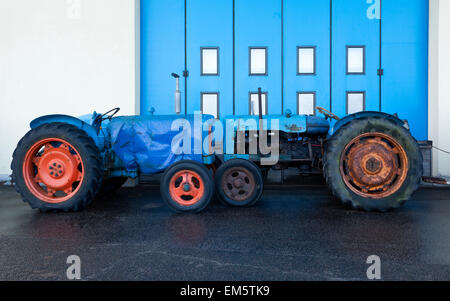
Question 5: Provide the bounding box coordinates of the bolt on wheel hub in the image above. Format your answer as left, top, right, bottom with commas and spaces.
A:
365, 157, 382, 174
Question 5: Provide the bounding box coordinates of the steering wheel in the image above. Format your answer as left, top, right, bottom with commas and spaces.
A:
101, 107, 121, 121
317, 107, 340, 121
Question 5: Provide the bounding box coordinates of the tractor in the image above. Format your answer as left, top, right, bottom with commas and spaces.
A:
11, 88, 422, 213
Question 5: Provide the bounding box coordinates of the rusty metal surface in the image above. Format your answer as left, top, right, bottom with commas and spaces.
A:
422, 177, 448, 185
221, 167, 256, 202
340, 133, 408, 199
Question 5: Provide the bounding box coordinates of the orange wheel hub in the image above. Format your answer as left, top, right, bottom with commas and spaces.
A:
23, 138, 84, 203
340, 133, 408, 199
169, 170, 205, 206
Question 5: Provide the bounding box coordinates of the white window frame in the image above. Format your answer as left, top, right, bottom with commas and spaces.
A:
201, 92, 219, 119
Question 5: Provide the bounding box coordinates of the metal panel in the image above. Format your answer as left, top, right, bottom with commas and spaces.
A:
187, 0, 233, 117
381, 0, 429, 140
141, 0, 185, 115
284, 0, 330, 115
235, 0, 282, 116
332, 0, 380, 118
140, 0, 429, 142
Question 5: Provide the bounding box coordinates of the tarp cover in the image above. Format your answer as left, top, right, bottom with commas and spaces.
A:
107, 115, 214, 174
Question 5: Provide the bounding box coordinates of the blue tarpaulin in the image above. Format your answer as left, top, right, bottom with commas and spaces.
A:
107, 115, 214, 174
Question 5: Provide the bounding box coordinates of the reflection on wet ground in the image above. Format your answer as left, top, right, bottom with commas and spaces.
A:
1, 183, 450, 280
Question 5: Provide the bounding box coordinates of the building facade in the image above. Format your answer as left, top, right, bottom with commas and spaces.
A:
1, 0, 449, 179
141, 0, 428, 141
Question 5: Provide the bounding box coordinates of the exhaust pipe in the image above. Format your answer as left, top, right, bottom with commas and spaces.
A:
172, 73, 181, 114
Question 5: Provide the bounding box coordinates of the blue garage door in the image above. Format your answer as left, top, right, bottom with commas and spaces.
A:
141, 0, 428, 140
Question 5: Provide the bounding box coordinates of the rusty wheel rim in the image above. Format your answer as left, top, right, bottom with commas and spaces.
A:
221, 167, 256, 202
22, 138, 84, 204
340, 133, 408, 199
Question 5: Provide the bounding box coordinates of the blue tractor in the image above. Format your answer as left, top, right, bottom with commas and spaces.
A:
11, 89, 422, 213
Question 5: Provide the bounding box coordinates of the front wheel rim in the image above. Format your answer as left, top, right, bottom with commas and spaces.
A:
22, 138, 85, 204
340, 133, 409, 199
221, 167, 256, 202
169, 170, 205, 206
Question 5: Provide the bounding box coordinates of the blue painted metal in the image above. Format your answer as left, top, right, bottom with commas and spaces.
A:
186, 0, 233, 118
30, 114, 104, 150
141, 0, 186, 115
332, 0, 380, 117
381, 0, 429, 140
223, 114, 329, 134
284, 0, 331, 114
235, 0, 282, 115
140, 0, 429, 140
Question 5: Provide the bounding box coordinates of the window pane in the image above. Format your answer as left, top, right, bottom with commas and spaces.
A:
250, 93, 267, 115
298, 93, 315, 115
347, 47, 364, 74
202, 48, 218, 75
298, 48, 315, 74
347, 93, 364, 114
202, 94, 218, 118
250, 48, 266, 75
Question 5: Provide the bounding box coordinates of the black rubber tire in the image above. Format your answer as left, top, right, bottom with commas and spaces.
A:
261, 169, 270, 182
160, 160, 214, 213
324, 117, 423, 212
98, 177, 128, 196
11, 123, 103, 212
215, 159, 264, 207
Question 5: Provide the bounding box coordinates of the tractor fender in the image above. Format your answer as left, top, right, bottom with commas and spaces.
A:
329, 111, 409, 137
30, 114, 104, 149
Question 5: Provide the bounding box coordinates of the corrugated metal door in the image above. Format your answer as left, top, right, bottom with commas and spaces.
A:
141, 0, 428, 139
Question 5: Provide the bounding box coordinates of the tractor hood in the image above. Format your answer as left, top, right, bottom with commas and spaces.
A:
224, 114, 330, 136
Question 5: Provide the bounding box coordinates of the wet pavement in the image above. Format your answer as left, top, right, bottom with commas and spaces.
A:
1, 179, 450, 281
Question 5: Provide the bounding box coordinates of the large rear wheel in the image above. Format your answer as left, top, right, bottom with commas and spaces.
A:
11, 123, 103, 212
324, 117, 422, 212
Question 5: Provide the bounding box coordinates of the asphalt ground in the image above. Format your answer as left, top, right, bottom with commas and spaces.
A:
1, 172, 450, 281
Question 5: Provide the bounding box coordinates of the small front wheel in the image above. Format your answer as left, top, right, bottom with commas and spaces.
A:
160, 161, 214, 213
215, 159, 264, 207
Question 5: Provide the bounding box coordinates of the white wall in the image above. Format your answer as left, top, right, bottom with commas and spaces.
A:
0, 0, 139, 176
429, 0, 450, 178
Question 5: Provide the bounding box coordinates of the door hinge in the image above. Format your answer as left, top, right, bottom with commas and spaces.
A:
377, 69, 384, 76
183, 70, 189, 78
